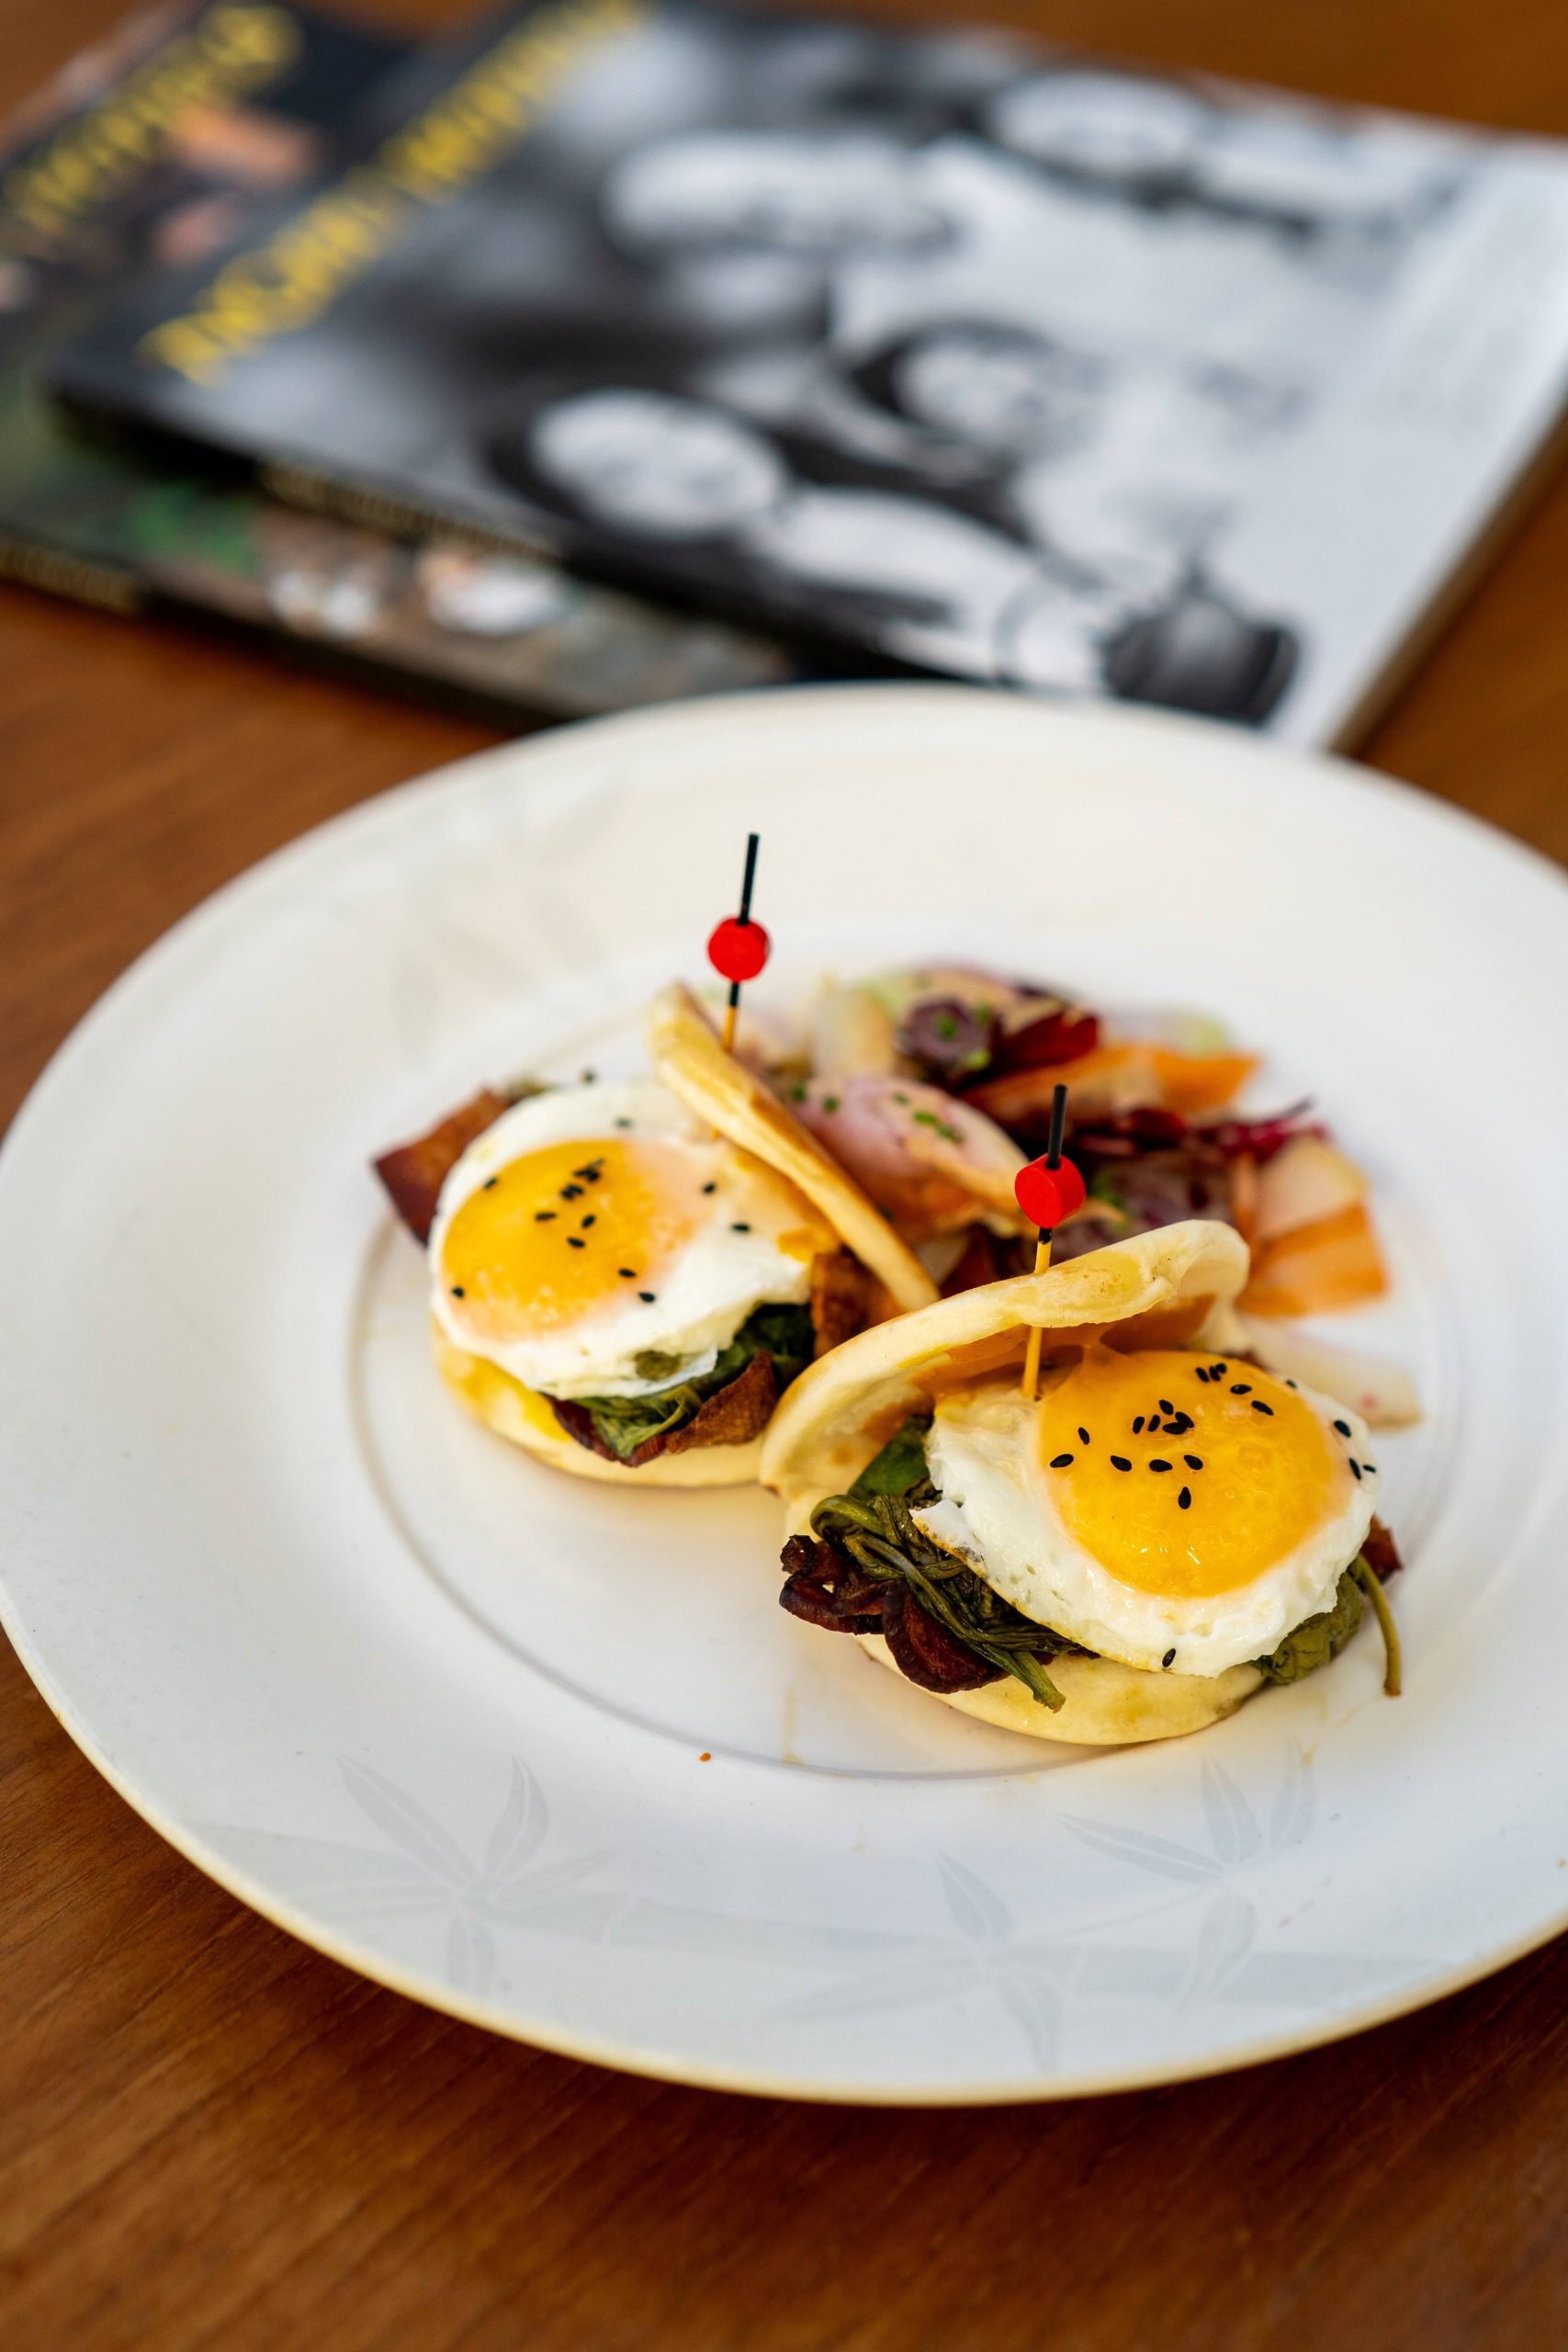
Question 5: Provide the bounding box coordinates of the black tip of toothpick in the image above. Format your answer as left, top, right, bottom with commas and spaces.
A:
1046, 1082, 1068, 1167
738, 832, 760, 925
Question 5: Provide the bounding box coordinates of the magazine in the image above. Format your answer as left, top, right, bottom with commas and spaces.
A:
48, 0, 1568, 742
0, 1, 792, 718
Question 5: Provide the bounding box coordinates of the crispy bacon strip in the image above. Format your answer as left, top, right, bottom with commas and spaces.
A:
808, 1249, 876, 1356
1361, 1516, 1404, 1582
778, 1534, 886, 1631
374, 1089, 511, 1244
665, 1350, 777, 1454
881, 1586, 1002, 1691
780, 1540, 1005, 1691
552, 1349, 778, 1469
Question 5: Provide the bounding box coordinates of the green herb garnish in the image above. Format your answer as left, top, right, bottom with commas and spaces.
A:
1350, 1554, 1403, 1695
1253, 1554, 1401, 1692
910, 1108, 963, 1143
572, 1304, 814, 1460
850, 1415, 936, 1498
1252, 1568, 1364, 1684
812, 1419, 1075, 1710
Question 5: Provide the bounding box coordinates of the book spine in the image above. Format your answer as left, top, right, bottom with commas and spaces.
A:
258, 460, 558, 564
0, 533, 143, 616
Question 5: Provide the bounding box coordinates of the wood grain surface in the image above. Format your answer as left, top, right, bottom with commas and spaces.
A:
4, 4, 1568, 2346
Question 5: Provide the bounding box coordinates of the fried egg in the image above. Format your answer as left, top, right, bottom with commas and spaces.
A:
912, 1346, 1378, 1677
430, 1079, 834, 1400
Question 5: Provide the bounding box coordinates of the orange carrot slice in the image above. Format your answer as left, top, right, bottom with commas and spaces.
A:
965, 1043, 1150, 1125
1147, 1046, 1260, 1114
1239, 1202, 1389, 1317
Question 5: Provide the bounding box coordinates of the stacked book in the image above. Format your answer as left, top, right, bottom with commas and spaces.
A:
8, 0, 1568, 741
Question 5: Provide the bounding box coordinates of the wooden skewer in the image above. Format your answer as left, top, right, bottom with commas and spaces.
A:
1021, 1235, 1053, 1401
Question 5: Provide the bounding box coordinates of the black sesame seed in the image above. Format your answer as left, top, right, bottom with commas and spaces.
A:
1178, 1487, 1191, 1510
534, 1211, 556, 1223
1077, 1427, 1090, 1446
731, 1222, 751, 1234
1111, 1455, 1132, 1473
1049, 1453, 1075, 1469
482, 1176, 498, 1190
1211, 1363, 1227, 1378
581, 1214, 596, 1228
1149, 1459, 1172, 1473
1363, 1463, 1377, 1475
450, 1285, 465, 1298
618, 1268, 637, 1279
638, 1291, 656, 1303
566, 1237, 586, 1250
1334, 1419, 1351, 1437
1285, 1378, 1299, 1389
1349, 1459, 1362, 1480
702, 1182, 717, 1195
573, 1162, 603, 1179
1195, 1367, 1211, 1383
1251, 1399, 1274, 1416
1230, 1382, 1251, 1395
1162, 1647, 1176, 1669
1133, 1415, 1145, 1434
1158, 1398, 1174, 1415
560, 1183, 583, 1201
1184, 1453, 1203, 1470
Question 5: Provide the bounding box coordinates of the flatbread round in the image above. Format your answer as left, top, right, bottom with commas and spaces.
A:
435, 1332, 764, 1487
765, 1220, 1259, 1744
648, 980, 937, 1315
858, 1636, 1263, 1745
761, 1217, 1248, 1509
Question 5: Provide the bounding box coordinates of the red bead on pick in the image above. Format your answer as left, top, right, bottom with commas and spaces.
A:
707, 914, 771, 984
1014, 1154, 1086, 1231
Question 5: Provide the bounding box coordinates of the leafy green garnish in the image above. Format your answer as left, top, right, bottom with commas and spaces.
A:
1252, 1570, 1364, 1684
1088, 1169, 1127, 1209
850, 1415, 937, 1498
572, 1304, 814, 1461
813, 1421, 1075, 1710
1350, 1554, 1403, 1696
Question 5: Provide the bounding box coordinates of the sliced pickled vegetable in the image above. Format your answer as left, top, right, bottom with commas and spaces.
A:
808, 984, 901, 1078
1253, 1135, 1368, 1245
792, 1072, 1026, 1239
1239, 1202, 1389, 1317
1146, 1046, 1259, 1114
1230, 1312, 1420, 1427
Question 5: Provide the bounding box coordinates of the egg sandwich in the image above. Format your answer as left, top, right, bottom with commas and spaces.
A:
373, 982, 937, 1486
763, 1221, 1400, 1743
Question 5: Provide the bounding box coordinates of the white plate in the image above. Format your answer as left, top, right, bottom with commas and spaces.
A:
4, 684, 1567, 2104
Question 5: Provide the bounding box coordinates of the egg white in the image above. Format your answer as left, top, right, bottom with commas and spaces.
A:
913, 1371, 1378, 1678
429, 1078, 819, 1400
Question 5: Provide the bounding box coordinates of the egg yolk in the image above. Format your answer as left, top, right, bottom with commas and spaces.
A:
436, 1137, 712, 1342
1035, 1347, 1339, 1599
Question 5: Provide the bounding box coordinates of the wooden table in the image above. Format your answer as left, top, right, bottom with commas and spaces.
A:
5, 2, 1567, 2343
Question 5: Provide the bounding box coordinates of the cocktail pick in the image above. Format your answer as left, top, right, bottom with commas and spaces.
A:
706, 831, 770, 1054
1015, 1083, 1085, 1400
